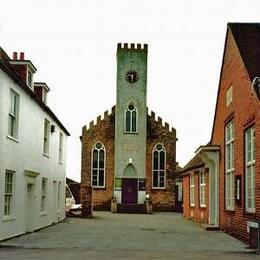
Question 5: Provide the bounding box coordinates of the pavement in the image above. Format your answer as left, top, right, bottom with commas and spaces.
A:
0, 211, 259, 259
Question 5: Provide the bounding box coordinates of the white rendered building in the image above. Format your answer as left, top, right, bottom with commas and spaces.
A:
0, 48, 69, 241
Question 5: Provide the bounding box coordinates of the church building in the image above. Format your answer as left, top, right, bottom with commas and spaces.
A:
81, 43, 178, 215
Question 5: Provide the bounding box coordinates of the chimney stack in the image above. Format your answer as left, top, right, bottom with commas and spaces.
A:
20, 52, 24, 60
13, 52, 17, 60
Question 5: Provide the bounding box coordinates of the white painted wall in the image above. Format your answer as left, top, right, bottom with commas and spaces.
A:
0, 69, 68, 241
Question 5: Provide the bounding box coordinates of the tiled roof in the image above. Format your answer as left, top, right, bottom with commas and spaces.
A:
0, 47, 70, 136
179, 154, 204, 174
229, 23, 260, 81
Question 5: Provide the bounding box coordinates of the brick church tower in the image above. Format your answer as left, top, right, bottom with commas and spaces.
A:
81, 43, 178, 216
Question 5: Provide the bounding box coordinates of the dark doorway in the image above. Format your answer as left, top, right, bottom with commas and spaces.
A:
122, 178, 138, 204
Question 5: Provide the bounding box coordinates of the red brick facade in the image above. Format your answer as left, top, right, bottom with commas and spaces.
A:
182, 170, 209, 224
210, 25, 260, 244
81, 108, 178, 212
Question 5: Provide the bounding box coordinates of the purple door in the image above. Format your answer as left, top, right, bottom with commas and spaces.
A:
122, 179, 138, 204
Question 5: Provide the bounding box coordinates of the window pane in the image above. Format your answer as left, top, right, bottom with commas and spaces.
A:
132, 111, 136, 132
98, 170, 104, 186
159, 151, 165, 169
153, 171, 158, 187
99, 150, 104, 168
153, 151, 158, 170
126, 111, 131, 132
93, 150, 98, 168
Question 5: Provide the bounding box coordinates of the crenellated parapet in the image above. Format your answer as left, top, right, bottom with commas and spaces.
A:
147, 109, 176, 134
117, 43, 148, 51
82, 105, 116, 134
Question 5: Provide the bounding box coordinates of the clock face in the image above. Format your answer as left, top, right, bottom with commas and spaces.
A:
125, 70, 138, 83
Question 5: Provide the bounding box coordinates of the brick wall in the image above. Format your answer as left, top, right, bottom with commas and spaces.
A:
81, 110, 115, 211
211, 28, 260, 243
146, 113, 177, 211
182, 170, 209, 224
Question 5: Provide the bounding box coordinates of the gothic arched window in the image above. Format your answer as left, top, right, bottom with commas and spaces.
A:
125, 104, 137, 133
91, 142, 105, 188
152, 143, 166, 189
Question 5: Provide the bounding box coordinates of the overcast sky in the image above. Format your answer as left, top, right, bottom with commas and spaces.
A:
1, 0, 260, 181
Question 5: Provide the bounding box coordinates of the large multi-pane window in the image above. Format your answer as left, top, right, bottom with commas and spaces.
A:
43, 119, 50, 155
59, 133, 63, 164
92, 143, 105, 188
199, 171, 206, 207
190, 173, 195, 206
245, 127, 256, 213
41, 178, 47, 212
225, 120, 234, 210
8, 89, 19, 138
4, 170, 14, 216
152, 143, 166, 189
125, 104, 137, 133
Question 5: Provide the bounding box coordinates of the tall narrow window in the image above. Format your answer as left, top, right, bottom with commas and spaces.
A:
199, 171, 206, 207
59, 133, 63, 164
190, 173, 195, 206
152, 143, 166, 189
125, 104, 137, 133
41, 178, 47, 212
43, 119, 50, 155
8, 89, 19, 138
245, 127, 255, 213
92, 143, 105, 188
4, 170, 14, 216
225, 120, 234, 210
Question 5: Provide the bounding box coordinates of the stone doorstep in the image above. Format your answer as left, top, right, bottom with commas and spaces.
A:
200, 224, 220, 231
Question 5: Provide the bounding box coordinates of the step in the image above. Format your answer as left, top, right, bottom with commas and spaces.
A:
117, 203, 146, 214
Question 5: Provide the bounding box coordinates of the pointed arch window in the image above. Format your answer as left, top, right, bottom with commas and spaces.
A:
152, 143, 166, 189
91, 142, 105, 188
125, 104, 137, 133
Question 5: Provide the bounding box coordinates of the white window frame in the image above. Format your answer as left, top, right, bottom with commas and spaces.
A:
225, 120, 235, 210
4, 170, 15, 216
226, 85, 233, 107
190, 173, 195, 207
59, 132, 63, 164
91, 143, 106, 188
152, 143, 166, 189
245, 127, 256, 213
43, 119, 50, 156
41, 178, 47, 212
27, 68, 33, 88
8, 89, 19, 139
199, 171, 206, 207
125, 103, 138, 133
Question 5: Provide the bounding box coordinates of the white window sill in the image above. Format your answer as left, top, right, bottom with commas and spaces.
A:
2, 215, 16, 222
40, 211, 48, 216
190, 204, 195, 207
245, 208, 256, 214
7, 135, 19, 143
42, 153, 49, 158
152, 187, 166, 190
93, 186, 106, 189
200, 205, 206, 208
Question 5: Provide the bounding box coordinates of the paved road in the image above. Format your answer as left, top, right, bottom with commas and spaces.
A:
0, 212, 258, 259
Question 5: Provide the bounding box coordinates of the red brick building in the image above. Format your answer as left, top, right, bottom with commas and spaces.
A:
182, 23, 260, 245
181, 155, 210, 225
81, 44, 179, 215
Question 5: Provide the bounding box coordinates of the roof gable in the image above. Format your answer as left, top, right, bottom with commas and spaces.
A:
229, 23, 260, 81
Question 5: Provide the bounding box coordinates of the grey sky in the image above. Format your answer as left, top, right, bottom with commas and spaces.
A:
1, 0, 259, 181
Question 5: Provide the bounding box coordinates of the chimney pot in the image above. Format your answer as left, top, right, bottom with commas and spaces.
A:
13, 52, 17, 60
20, 52, 24, 60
